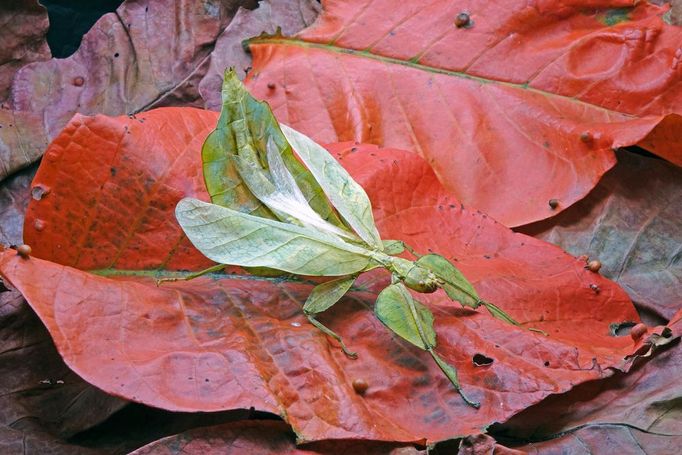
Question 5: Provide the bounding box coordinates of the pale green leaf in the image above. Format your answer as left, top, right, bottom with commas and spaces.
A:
374, 283, 436, 350
415, 254, 479, 308
176, 198, 371, 276
303, 275, 357, 315
281, 124, 383, 250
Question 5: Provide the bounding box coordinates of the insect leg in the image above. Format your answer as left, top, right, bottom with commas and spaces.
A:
428, 348, 480, 408
156, 263, 226, 286
305, 313, 358, 359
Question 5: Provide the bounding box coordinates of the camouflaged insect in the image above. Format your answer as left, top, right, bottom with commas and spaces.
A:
174, 70, 535, 408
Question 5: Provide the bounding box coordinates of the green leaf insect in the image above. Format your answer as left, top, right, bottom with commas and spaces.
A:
172, 69, 541, 408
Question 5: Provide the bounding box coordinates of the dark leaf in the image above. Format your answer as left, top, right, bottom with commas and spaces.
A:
246, 0, 682, 226
520, 150, 682, 321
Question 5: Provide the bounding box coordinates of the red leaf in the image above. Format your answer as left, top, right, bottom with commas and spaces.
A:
0, 283, 127, 452
245, 0, 682, 226
0, 108, 649, 444
520, 150, 682, 321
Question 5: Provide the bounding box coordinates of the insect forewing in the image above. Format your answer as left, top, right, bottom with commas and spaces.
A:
281, 124, 384, 250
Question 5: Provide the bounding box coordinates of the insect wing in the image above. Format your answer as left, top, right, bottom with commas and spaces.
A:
176, 198, 372, 276
281, 124, 383, 250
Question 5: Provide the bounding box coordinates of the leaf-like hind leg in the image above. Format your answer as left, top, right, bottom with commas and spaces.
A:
428, 348, 480, 409
306, 314, 358, 359
156, 264, 226, 286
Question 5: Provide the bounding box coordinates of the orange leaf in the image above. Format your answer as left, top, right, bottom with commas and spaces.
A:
0, 108, 648, 444
245, 0, 682, 226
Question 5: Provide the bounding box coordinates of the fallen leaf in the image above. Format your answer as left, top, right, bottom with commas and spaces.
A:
246, 0, 682, 226
0, 108, 49, 180
41, 0, 127, 58
0, 108, 648, 444
503, 426, 682, 454
0, 281, 126, 450
9, 0, 242, 141
436, 433, 521, 455
3, 0, 319, 179
0, 163, 36, 246
670, 0, 682, 25
0, 425, 99, 455
199, 0, 321, 111
490, 310, 682, 445
519, 150, 682, 321
129, 420, 423, 454
0, 0, 50, 101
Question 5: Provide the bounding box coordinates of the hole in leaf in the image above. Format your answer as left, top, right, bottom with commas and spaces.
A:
472, 353, 494, 366
31, 185, 49, 200
609, 321, 637, 336
544, 361, 550, 367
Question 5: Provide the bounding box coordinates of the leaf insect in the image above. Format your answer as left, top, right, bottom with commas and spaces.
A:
169, 69, 542, 408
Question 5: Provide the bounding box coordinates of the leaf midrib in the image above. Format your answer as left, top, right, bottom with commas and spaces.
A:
248, 36, 637, 118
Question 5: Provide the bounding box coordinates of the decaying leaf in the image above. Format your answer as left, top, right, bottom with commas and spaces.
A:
505, 425, 682, 454
199, 0, 321, 110
2, 0, 320, 180
10, 0, 241, 140
491, 310, 682, 447
0, 109, 48, 181
0, 163, 36, 246
246, 0, 682, 226
0, 281, 127, 451
129, 420, 424, 455
0, 0, 50, 101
